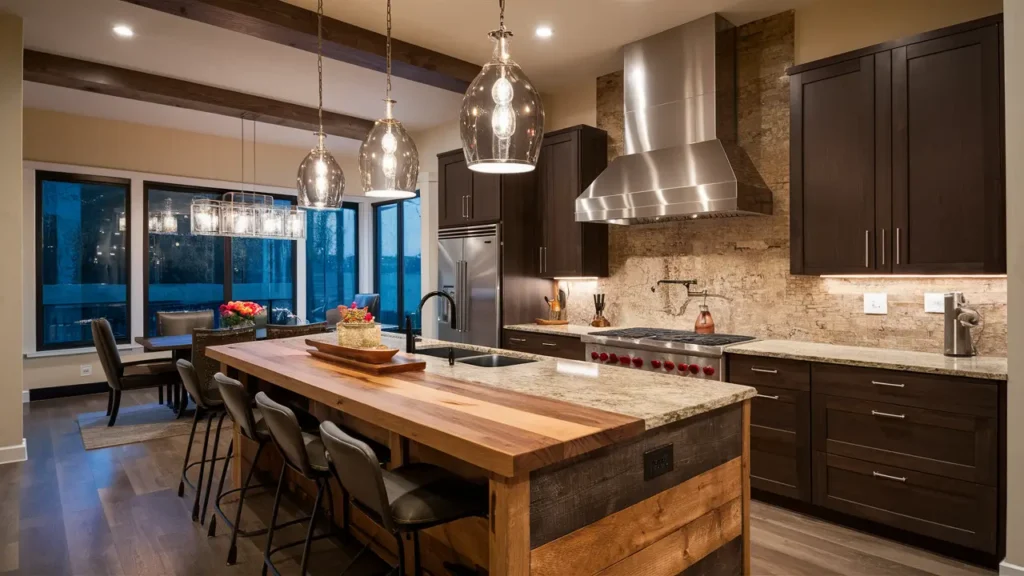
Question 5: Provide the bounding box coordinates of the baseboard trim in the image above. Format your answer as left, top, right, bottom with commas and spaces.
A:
1001, 561, 1024, 576
22, 390, 29, 403
28, 382, 108, 402
0, 439, 27, 465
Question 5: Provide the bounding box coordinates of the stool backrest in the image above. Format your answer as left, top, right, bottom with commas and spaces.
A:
319, 421, 393, 531
176, 359, 216, 410
215, 373, 259, 441
255, 392, 314, 477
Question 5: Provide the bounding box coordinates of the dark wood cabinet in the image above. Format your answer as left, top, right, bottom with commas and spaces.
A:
535, 126, 609, 278
789, 15, 1004, 275
502, 330, 585, 361
438, 150, 502, 227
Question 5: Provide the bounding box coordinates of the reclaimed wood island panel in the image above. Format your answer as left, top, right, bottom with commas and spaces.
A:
208, 336, 756, 575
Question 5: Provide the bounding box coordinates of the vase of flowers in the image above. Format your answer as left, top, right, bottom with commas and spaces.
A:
220, 301, 264, 329
336, 303, 381, 348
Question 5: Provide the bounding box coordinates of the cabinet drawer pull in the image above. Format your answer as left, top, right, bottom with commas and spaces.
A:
750, 367, 778, 374
509, 337, 527, 343
872, 471, 907, 483
541, 342, 558, 347
864, 229, 870, 268
755, 394, 780, 400
871, 410, 906, 419
871, 380, 905, 388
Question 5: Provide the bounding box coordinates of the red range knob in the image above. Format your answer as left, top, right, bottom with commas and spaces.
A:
688, 364, 700, 374
591, 351, 599, 360
608, 353, 618, 363
632, 357, 644, 367
678, 363, 688, 372
703, 366, 715, 376
619, 356, 631, 365
650, 360, 662, 369
599, 352, 609, 361
663, 361, 675, 371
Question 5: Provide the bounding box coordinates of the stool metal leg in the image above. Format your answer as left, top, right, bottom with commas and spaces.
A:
106, 389, 113, 416
395, 533, 406, 576
262, 463, 287, 576
413, 531, 422, 576
208, 439, 233, 537
298, 479, 326, 576
191, 411, 215, 521
200, 411, 227, 525
178, 409, 201, 497
225, 440, 265, 565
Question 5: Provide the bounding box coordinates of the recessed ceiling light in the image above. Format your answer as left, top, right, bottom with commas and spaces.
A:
535, 26, 553, 39
112, 24, 134, 38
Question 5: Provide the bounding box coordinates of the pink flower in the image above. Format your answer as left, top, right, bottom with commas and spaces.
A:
364, 313, 373, 322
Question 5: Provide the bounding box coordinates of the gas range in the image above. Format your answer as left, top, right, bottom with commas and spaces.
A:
581, 328, 756, 381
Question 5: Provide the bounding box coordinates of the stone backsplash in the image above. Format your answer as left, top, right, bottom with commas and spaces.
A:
562, 10, 1007, 356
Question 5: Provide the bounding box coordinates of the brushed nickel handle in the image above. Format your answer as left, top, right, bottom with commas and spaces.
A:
864, 229, 869, 267
509, 337, 527, 343
751, 367, 778, 374
871, 410, 905, 419
539, 247, 544, 274
896, 227, 901, 265
541, 342, 557, 347
872, 471, 907, 482
755, 394, 780, 400
881, 228, 886, 266
871, 380, 905, 388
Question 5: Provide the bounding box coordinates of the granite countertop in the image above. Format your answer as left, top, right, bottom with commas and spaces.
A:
503, 323, 608, 338
727, 339, 1007, 381
380, 333, 757, 429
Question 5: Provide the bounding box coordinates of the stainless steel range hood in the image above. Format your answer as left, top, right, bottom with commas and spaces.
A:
576, 15, 772, 225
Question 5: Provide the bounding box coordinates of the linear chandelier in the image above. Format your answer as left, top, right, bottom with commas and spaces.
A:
190, 191, 305, 240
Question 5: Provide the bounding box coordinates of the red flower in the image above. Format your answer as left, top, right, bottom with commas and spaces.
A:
364, 313, 373, 322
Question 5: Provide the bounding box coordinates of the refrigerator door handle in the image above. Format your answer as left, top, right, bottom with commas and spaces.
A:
455, 260, 463, 332
461, 260, 470, 332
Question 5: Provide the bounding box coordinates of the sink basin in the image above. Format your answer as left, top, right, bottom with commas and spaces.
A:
416, 346, 483, 360
457, 354, 536, 368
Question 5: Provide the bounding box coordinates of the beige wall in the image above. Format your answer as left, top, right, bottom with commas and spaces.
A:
24, 108, 360, 190
1004, 0, 1023, 571
795, 0, 1002, 64
0, 12, 25, 453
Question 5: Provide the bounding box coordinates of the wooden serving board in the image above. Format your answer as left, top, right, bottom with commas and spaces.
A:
305, 338, 398, 364
535, 319, 569, 326
307, 350, 426, 374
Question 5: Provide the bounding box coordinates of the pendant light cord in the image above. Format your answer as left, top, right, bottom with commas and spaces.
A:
317, 0, 325, 136
498, 0, 505, 31
385, 0, 392, 101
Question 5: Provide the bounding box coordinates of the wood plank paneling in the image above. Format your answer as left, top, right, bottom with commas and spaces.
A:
684, 537, 743, 576
531, 458, 742, 576
530, 404, 742, 547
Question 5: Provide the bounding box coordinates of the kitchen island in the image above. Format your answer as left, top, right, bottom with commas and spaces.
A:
208, 335, 756, 575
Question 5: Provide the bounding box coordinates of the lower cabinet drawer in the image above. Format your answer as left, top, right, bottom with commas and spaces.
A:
814, 453, 998, 553
751, 386, 811, 501
812, 394, 997, 485
502, 331, 585, 360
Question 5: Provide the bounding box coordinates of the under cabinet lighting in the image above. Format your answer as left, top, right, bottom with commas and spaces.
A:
535, 25, 553, 38
821, 275, 1007, 279
112, 24, 134, 38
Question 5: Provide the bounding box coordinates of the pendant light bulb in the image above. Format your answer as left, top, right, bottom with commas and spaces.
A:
459, 0, 544, 174
359, 0, 420, 199
297, 0, 345, 210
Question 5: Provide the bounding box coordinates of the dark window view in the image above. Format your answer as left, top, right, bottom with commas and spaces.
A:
306, 203, 359, 322
233, 198, 297, 324
145, 186, 225, 335
374, 196, 421, 331
38, 173, 130, 350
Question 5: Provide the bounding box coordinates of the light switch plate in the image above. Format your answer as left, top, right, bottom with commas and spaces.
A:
80, 364, 92, 377
864, 293, 888, 315
924, 293, 945, 313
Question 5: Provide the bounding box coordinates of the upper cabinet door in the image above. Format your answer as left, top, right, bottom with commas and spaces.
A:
538, 132, 583, 277
791, 55, 879, 274
439, 153, 472, 228
892, 25, 1004, 273
470, 172, 501, 224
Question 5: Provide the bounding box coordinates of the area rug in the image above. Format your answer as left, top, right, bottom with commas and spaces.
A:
77, 403, 230, 450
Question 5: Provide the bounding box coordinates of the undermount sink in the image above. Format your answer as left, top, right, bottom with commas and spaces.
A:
416, 346, 483, 360
457, 354, 536, 368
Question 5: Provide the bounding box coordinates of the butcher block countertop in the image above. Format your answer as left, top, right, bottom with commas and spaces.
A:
208, 335, 755, 478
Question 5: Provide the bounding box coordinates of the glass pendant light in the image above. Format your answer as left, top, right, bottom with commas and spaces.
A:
459, 0, 544, 174
297, 0, 345, 209
359, 0, 419, 199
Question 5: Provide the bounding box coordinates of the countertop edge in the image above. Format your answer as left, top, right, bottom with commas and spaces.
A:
503, 324, 594, 338
726, 344, 1007, 381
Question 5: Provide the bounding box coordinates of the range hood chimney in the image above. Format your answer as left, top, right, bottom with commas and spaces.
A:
575, 15, 772, 225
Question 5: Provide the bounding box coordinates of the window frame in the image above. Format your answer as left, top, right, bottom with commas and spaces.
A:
304, 201, 361, 322
35, 170, 133, 351
142, 181, 299, 336
372, 193, 420, 330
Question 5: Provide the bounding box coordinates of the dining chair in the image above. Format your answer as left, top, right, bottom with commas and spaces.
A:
354, 293, 381, 319
265, 322, 328, 340
325, 307, 341, 326
157, 310, 215, 407
182, 326, 256, 418
92, 318, 180, 427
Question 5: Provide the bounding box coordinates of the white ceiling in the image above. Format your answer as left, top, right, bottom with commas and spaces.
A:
2, 0, 810, 148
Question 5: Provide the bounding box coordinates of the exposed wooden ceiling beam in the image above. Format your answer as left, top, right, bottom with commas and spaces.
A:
24, 50, 375, 141
121, 0, 480, 93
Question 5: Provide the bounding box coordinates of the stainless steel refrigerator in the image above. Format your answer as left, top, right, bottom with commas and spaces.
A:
437, 224, 501, 347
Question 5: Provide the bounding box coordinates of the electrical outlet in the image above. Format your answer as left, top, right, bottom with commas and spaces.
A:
644, 444, 674, 481
864, 293, 888, 315
924, 293, 945, 313
80, 364, 92, 377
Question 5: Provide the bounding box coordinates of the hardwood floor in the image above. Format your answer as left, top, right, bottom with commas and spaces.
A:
0, 390, 998, 576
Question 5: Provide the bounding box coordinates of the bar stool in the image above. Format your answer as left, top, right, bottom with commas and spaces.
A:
320, 421, 488, 576
255, 392, 340, 576
175, 359, 229, 524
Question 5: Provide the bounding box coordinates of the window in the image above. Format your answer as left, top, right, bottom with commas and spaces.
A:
305, 202, 360, 322
143, 183, 297, 335
37, 172, 131, 350
374, 196, 421, 331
